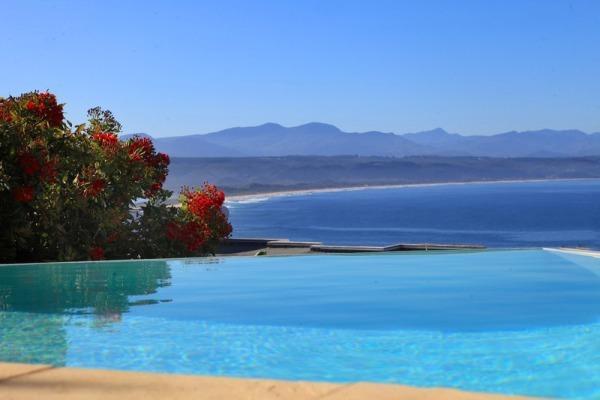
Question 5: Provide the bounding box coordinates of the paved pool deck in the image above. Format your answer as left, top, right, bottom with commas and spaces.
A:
0, 362, 532, 400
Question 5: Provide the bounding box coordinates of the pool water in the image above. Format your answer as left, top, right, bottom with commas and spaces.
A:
1, 250, 599, 398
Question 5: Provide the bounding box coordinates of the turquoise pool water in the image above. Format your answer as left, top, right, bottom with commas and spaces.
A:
1, 250, 599, 398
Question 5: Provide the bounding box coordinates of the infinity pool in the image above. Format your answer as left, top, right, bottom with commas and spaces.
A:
1, 250, 599, 398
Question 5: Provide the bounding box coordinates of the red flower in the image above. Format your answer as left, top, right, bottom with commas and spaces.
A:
156, 152, 170, 166
83, 179, 106, 198
184, 184, 226, 220
164, 220, 206, 252
166, 222, 179, 240
0, 100, 12, 122
145, 182, 163, 198
12, 186, 35, 203
166, 184, 231, 252
17, 152, 41, 176
89, 246, 105, 260
92, 132, 119, 150
182, 221, 207, 251
128, 137, 154, 162
148, 152, 170, 168
25, 92, 64, 127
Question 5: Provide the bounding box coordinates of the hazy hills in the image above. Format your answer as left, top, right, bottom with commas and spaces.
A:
126, 123, 600, 158
125, 123, 600, 195
165, 155, 600, 195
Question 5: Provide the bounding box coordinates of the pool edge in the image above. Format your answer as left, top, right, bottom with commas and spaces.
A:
544, 247, 600, 258
0, 362, 536, 400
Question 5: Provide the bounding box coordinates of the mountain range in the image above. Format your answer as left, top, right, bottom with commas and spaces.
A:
123, 123, 600, 158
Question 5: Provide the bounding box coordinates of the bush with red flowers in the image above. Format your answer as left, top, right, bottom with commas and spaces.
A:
167, 184, 232, 252
0, 91, 232, 262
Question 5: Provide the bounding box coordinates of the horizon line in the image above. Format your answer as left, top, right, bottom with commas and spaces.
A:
125, 122, 600, 139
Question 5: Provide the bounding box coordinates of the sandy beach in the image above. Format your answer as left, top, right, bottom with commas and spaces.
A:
225, 177, 599, 203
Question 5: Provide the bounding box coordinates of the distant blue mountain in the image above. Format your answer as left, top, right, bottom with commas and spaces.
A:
126, 123, 600, 158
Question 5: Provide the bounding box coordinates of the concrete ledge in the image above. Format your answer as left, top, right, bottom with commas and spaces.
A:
0, 362, 531, 400
267, 240, 322, 248
385, 243, 486, 251
216, 238, 290, 255
310, 245, 389, 253
225, 238, 290, 245
311, 243, 486, 253
219, 238, 486, 256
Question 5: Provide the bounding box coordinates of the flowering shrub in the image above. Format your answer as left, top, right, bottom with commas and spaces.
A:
167, 184, 232, 252
0, 91, 231, 262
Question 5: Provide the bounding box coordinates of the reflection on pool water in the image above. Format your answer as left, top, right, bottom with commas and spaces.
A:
1, 250, 599, 398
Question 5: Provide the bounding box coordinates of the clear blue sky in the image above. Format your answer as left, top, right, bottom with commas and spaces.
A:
2, 0, 599, 137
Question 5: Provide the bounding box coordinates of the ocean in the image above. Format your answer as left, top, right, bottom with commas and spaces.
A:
226, 179, 600, 248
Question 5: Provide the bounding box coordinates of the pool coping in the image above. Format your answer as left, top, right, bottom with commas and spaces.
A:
0, 362, 534, 399
0, 247, 541, 267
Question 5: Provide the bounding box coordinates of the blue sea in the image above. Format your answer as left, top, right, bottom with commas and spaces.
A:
227, 179, 600, 248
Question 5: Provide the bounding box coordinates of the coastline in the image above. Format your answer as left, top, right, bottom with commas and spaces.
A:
225, 177, 599, 203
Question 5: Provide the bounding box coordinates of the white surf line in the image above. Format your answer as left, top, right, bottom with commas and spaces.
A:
225, 177, 600, 203
543, 247, 600, 258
